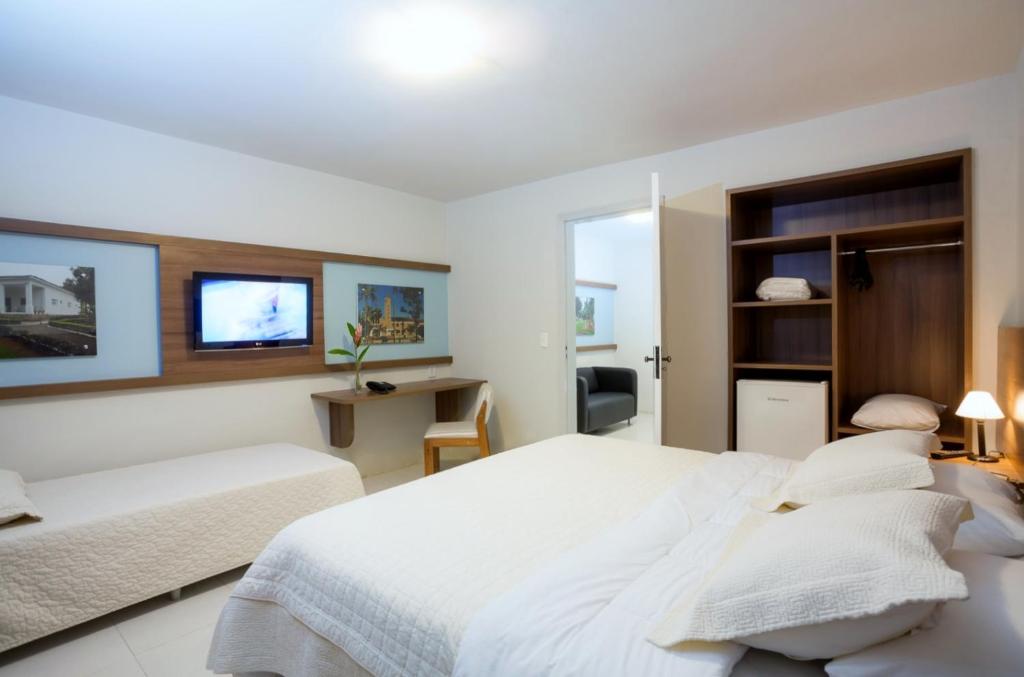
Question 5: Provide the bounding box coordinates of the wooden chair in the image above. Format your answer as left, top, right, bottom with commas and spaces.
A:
423, 383, 493, 475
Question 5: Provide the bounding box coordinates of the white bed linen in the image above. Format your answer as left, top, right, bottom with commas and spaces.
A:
453, 451, 793, 677
209, 435, 710, 677
0, 444, 363, 652
210, 599, 827, 677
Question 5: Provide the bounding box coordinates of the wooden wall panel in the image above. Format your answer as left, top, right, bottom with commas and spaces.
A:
159, 243, 326, 381
0, 217, 452, 399
998, 326, 1024, 477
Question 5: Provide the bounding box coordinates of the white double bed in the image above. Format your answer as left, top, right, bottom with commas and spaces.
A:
207, 434, 1023, 677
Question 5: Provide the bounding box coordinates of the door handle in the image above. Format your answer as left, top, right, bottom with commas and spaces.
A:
645, 346, 668, 379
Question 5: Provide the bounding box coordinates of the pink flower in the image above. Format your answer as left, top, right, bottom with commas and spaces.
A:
353, 323, 363, 346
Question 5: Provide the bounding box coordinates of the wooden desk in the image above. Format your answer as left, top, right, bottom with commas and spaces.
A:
311, 378, 486, 448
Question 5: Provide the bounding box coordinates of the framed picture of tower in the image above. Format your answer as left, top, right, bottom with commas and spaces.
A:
357, 283, 425, 345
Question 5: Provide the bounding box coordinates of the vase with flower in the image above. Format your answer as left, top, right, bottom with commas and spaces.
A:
328, 322, 370, 393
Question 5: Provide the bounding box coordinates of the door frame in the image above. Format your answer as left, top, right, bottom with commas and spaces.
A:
561, 199, 651, 435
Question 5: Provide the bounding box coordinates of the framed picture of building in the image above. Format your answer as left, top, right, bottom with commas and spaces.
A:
357, 283, 424, 344
0, 262, 97, 359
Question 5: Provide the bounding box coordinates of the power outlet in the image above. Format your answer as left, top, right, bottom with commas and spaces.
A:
428, 366, 437, 379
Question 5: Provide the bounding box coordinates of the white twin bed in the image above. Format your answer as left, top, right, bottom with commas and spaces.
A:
207, 434, 1024, 677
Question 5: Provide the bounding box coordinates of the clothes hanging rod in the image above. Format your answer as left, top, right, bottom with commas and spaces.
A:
838, 240, 963, 256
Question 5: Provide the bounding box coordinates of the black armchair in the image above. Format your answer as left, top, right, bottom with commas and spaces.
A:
576, 366, 638, 433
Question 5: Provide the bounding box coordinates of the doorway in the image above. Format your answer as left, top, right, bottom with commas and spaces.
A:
566, 210, 656, 443
563, 177, 729, 452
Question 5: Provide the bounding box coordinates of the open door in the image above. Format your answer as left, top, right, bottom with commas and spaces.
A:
652, 175, 729, 451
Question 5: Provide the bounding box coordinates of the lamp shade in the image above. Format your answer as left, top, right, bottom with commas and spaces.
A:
955, 391, 1005, 420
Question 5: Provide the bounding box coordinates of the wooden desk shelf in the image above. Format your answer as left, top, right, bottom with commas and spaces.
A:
311, 377, 486, 448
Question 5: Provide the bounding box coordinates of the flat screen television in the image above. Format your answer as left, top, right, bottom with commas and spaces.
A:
193, 272, 314, 351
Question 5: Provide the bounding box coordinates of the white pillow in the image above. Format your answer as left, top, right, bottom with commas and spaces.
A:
826, 550, 1024, 677
927, 461, 1024, 557
754, 430, 940, 510
851, 394, 946, 433
0, 469, 41, 525
648, 490, 971, 660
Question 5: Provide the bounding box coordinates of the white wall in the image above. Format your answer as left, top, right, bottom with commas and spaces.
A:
447, 74, 1022, 453
574, 216, 655, 414
0, 95, 450, 482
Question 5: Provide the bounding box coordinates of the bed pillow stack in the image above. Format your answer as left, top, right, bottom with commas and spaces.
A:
650, 430, 978, 664
753, 430, 939, 510
649, 489, 970, 660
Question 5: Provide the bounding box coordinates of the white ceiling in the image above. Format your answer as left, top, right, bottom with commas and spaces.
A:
0, 1, 1021, 201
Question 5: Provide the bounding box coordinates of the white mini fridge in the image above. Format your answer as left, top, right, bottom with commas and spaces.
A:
736, 379, 829, 460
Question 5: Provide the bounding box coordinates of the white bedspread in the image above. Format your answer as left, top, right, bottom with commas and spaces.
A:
211, 434, 710, 677
0, 444, 363, 652
453, 450, 792, 677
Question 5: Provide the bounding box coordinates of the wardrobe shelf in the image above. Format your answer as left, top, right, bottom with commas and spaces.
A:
836, 423, 965, 445
730, 233, 831, 253
835, 216, 965, 248
733, 362, 833, 372
732, 299, 832, 308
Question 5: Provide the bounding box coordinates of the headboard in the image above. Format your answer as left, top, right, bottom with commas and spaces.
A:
997, 325, 1024, 476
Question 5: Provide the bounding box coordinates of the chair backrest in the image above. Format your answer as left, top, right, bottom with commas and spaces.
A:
471, 383, 494, 426
576, 366, 599, 393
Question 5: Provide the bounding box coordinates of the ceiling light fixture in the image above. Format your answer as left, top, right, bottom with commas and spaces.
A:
366, 5, 485, 79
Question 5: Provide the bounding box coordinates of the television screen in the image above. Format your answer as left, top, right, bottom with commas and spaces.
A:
193, 272, 313, 350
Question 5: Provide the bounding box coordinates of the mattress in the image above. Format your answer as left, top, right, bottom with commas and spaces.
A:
0, 443, 364, 651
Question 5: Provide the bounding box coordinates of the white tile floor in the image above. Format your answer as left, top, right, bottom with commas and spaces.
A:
592, 412, 655, 443
0, 567, 245, 677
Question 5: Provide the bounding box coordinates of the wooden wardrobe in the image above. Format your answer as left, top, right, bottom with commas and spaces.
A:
726, 149, 972, 448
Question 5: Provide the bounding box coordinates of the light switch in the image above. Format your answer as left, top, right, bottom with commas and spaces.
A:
428, 366, 437, 378
539, 332, 549, 348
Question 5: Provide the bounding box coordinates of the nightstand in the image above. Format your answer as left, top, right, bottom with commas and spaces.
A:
930, 454, 1023, 485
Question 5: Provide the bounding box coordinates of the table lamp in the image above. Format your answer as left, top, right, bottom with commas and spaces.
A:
955, 390, 1005, 462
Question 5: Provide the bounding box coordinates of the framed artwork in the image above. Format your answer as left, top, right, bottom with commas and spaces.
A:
323, 262, 448, 365
574, 283, 615, 346
0, 230, 160, 388
357, 283, 424, 344
575, 295, 595, 336
0, 262, 97, 359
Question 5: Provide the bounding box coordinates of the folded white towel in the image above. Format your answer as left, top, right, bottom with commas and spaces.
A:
755, 277, 812, 301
